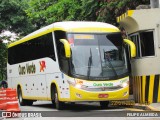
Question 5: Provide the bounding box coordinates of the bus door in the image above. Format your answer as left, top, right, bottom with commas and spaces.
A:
54, 31, 70, 99
56, 73, 70, 99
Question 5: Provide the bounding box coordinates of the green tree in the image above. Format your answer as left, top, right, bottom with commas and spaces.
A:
0, 0, 150, 81
26, 0, 82, 29
0, 0, 35, 35
0, 42, 7, 80
0, 0, 35, 81
80, 0, 150, 25
101, 0, 149, 24
25, 0, 150, 27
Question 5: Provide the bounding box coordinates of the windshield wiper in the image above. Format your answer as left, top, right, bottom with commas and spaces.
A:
104, 50, 118, 78
87, 48, 92, 79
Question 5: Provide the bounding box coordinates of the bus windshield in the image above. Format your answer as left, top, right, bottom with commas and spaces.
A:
67, 33, 128, 80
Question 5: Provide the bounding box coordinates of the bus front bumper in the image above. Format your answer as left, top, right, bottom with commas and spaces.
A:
67, 85, 129, 102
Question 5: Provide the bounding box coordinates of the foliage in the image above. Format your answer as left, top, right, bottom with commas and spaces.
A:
0, 0, 150, 81
80, 0, 150, 25
0, 0, 35, 35
79, 0, 100, 21
0, 42, 7, 80
0, 0, 31, 80
25, 0, 150, 28
26, 0, 82, 29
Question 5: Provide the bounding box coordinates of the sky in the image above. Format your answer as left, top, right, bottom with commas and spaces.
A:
0, 31, 18, 43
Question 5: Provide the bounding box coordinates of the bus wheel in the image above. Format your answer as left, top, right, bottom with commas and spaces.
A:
18, 88, 33, 106
54, 88, 64, 110
51, 100, 56, 107
25, 100, 33, 106
100, 101, 109, 109
18, 88, 26, 106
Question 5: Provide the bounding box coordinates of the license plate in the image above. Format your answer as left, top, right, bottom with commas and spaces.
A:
98, 94, 108, 98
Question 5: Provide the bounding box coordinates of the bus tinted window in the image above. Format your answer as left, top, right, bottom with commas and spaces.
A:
8, 33, 56, 65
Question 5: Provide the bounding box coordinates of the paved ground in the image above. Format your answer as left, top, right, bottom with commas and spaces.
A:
0, 101, 160, 120
147, 103, 160, 111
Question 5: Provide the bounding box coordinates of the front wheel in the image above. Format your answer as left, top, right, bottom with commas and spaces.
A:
18, 88, 26, 106
54, 88, 64, 110
100, 101, 109, 109
17, 88, 33, 106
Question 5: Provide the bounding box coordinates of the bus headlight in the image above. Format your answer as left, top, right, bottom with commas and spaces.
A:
119, 81, 129, 88
122, 82, 128, 87
75, 84, 82, 89
67, 80, 88, 90
75, 84, 88, 90
67, 80, 76, 86
68, 80, 87, 89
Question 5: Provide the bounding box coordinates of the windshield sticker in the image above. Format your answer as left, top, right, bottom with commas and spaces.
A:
69, 38, 74, 44
68, 38, 74, 47
76, 80, 83, 85
74, 34, 94, 40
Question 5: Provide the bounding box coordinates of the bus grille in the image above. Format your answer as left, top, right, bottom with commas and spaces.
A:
81, 86, 123, 92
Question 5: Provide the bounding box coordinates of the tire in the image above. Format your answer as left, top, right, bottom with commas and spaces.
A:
17, 88, 33, 106
51, 87, 56, 107
25, 100, 33, 106
54, 88, 64, 110
70, 102, 75, 105
51, 99, 56, 107
18, 88, 26, 106
100, 101, 109, 109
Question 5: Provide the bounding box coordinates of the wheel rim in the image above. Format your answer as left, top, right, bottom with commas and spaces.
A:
55, 92, 59, 108
18, 90, 22, 104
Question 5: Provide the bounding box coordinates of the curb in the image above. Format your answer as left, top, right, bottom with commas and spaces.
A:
133, 104, 147, 110
145, 105, 160, 111
133, 104, 160, 111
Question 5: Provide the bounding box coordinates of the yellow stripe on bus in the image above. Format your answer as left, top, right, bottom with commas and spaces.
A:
8, 27, 65, 48
23, 96, 50, 101
8, 27, 120, 48
70, 27, 120, 33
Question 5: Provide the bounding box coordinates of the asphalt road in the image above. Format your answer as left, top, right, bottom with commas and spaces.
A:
21, 101, 128, 111
1, 101, 160, 120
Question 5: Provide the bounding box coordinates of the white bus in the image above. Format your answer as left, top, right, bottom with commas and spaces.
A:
7, 21, 136, 110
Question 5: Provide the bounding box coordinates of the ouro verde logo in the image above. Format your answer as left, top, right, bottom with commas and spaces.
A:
18, 63, 36, 75
93, 83, 113, 87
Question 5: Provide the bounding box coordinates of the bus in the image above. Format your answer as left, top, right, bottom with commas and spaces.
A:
7, 21, 136, 110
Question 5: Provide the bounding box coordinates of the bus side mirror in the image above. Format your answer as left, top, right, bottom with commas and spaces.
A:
123, 39, 136, 58
60, 39, 71, 58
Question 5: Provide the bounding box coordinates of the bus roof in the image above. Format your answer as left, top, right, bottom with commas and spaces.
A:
8, 21, 120, 48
